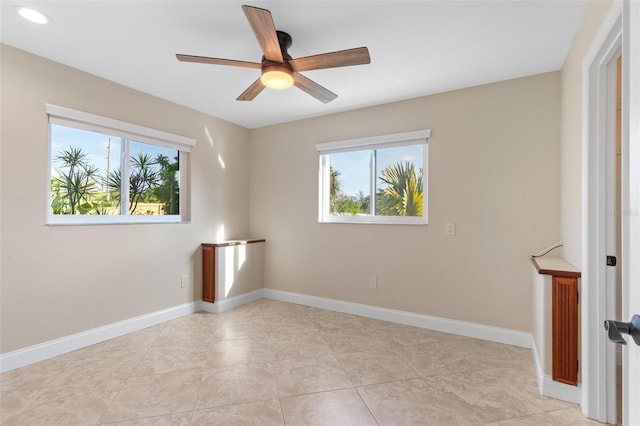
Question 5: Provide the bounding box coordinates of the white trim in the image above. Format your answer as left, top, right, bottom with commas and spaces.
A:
0, 301, 199, 373
46, 214, 184, 226
581, 1, 623, 422
200, 300, 218, 313
263, 288, 531, 348
320, 214, 428, 226
538, 376, 582, 405
315, 129, 431, 154
531, 339, 545, 394
622, 2, 640, 425
200, 289, 265, 314
46, 104, 195, 151
531, 339, 582, 404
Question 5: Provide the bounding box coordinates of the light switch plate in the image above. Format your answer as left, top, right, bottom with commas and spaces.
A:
445, 222, 456, 236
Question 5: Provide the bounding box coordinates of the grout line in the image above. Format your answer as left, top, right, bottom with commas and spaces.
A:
278, 385, 356, 400
354, 385, 381, 426
278, 395, 288, 426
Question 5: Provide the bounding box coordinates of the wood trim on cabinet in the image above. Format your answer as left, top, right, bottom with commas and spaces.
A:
202, 245, 216, 303
552, 276, 579, 386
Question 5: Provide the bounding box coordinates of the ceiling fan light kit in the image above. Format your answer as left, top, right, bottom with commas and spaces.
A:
260, 64, 294, 90
176, 4, 370, 103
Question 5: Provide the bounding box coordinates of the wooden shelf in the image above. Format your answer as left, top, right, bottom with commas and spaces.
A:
531, 256, 581, 278
202, 239, 266, 248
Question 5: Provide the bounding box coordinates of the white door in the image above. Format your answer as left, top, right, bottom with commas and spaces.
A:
622, 1, 639, 424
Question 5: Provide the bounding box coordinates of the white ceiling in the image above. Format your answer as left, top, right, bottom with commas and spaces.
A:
0, 1, 588, 129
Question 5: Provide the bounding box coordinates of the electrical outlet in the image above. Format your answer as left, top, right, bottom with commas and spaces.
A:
368, 277, 377, 290
445, 222, 456, 236
181, 275, 190, 288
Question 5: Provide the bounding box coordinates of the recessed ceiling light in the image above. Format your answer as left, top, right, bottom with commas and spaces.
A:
14, 6, 50, 24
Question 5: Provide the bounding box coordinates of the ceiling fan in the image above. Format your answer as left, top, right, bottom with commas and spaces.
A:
176, 4, 371, 103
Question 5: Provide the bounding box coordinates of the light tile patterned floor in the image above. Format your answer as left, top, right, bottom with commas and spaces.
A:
0, 299, 604, 425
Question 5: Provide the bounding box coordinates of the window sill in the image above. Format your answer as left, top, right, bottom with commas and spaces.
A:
46, 215, 187, 226
319, 216, 428, 225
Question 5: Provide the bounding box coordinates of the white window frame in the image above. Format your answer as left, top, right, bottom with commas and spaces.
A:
317, 129, 430, 225
46, 104, 194, 225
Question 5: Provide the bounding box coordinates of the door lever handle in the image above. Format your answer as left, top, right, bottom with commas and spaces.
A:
604, 314, 640, 346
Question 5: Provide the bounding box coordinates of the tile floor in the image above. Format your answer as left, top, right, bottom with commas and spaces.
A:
0, 299, 604, 425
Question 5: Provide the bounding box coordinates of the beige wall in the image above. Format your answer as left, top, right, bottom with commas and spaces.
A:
250, 72, 562, 332
560, 0, 613, 267
0, 45, 252, 353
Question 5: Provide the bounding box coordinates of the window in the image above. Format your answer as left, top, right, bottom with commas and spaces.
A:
317, 130, 430, 225
46, 104, 194, 224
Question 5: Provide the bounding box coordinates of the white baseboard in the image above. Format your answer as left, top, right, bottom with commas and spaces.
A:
201, 300, 217, 313
0, 289, 540, 376
263, 288, 532, 348
531, 339, 582, 404
200, 289, 265, 314
0, 301, 199, 373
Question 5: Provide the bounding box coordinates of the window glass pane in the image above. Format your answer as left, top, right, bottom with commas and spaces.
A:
128, 141, 180, 216
50, 124, 121, 215
327, 150, 370, 216
375, 144, 424, 217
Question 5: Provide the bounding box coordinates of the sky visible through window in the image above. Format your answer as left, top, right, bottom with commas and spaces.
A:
330, 144, 423, 196
50, 125, 173, 176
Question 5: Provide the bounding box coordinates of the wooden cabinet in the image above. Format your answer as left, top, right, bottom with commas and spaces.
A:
531, 256, 581, 387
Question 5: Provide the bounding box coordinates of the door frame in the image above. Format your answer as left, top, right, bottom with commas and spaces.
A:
581, 1, 622, 423
621, 0, 640, 424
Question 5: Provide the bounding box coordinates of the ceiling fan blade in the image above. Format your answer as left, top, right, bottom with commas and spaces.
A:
289, 47, 371, 72
237, 78, 265, 101
176, 54, 261, 69
242, 5, 283, 63
293, 73, 337, 104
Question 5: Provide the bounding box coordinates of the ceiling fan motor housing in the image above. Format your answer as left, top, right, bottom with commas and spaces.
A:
259, 31, 294, 89
275, 30, 293, 60
262, 60, 293, 73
